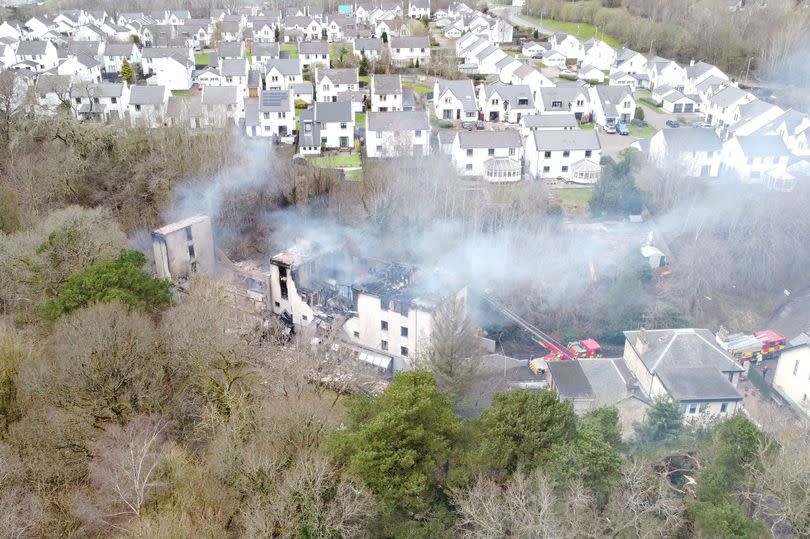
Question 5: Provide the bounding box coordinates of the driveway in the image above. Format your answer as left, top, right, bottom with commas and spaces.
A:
597, 129, 638, 159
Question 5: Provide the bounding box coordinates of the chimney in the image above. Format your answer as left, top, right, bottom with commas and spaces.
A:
636, 327, 649, 354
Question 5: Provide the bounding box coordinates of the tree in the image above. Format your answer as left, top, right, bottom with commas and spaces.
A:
382, 31, 389, 43
274, 26, 280, 42
327, 371, 461, 520
634, 396, 683, 446
89, 415, 171, 523
0, 184, 20, 233
551, 425, 622, 502
416, 297, 483, 403
41, 249, 172, 319
634, 105, 645, 121
475, 389, 577, 475
0, 70, 27, 149
590, 150, 643, 216
120, 58, 134, 84
359, 51, 369, 76
533, 29, 540, 39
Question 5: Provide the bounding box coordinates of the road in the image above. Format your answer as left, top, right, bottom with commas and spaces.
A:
490, 5, 554, 36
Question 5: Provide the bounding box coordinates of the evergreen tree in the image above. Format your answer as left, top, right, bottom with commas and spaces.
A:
359, 52, 369, 76
120, 58, 134, 84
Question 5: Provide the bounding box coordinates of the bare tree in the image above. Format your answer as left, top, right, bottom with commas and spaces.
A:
0, 441, 45, 539
89, 415, 171, 526
0, 71, 28, 149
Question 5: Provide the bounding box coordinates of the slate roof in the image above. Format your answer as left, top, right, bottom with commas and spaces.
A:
291, 82, 313, 95
258, 89, 291, 111
458, 129, 522, 148
16, 40, 50, 55
521, 114, 578, 129
252, 42, 279, 58
353, 37, 383, 52
547, 360, 593, 399
70, 82, 123, 98
658, 128, 722, 153
129, 85, 166, 105
220, 58, 247, 77
483, 82, 534, 109
202, 85, 237, 105
218, 41, 243, 58
103, 42, 135, 56
435, 79, 476, 111
266, 58, 301, 76
623, 328, 743, 374
316, 67, 358, 85
530, 129, 600, 151
367, 110, 428, 131
709, 84, 750, 107
314, 101, 353, 123
299, 40, 329, 55
371, 74, 401, 95
657, 366, 742, 401
734, 135, 789, 157
390, 35, 429, 49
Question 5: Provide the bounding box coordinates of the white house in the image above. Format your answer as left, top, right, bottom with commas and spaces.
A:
68, 81, 129, 121
265, 58, 303, 90
298, 101, 355, 154
723, 99, 784, 140
291, 82, 314, 104
408, 0, 431, 19
773, 109, 810, 156
219, 58, 249, 94
722, 135, 791, 188
646, 57, 687, 90
57, 54, 102, 83
519, 113, 578, 136
299, 40, 330, 70
704, 84, 755, 130
389, 36, 430, 67
537, 85, 590, 122
284, 17, 322, 41
542, 49, 567, 69
315, 67, 359, 102
773, 344, 810, 417
509, 64, 555, 101
450, 129, 524, 181
128, 84, 169, 127
73, 24, 106, 42
14, 40, 59, 72
659, 89, 700, 113
370, 74, 402, 112
199, 85, 240, 127
622, 329, 743, 420
590, 85, 635, 127
612, 47, 646, 75
474, 45, 509, 75
251, 42, 279, 65
352, 37, 383, 60
684, 60, 728, 95
102, 42, 140, 73
146, 54, 193, 90
549, 32, 582, 60
33, 74, 72, 113
522, 41, 548, 58
23, 17, 54, 40
478, 82, 536, 123
578, 64, 605, 84
609, 71, 637, 91
648, 128, 723, 178
582, 38, 615, 71
433, 79, 477, 122
366, 110, 430, 158
525, 128, 601, 183
0, 21, 22, 41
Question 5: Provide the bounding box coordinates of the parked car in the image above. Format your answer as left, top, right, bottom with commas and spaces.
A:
476, 120, 485, 130
692, 121, 711, 128
666, 119, 680, 128
461, 121, 476, 130
560, 68, 575, 76
616, 122, 630, 136
603, 123, 617, 134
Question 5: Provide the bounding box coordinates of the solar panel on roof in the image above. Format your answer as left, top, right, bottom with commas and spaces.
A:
261, 92, 284, 107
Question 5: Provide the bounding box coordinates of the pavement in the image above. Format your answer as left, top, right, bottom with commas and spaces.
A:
491, 5, 554, 36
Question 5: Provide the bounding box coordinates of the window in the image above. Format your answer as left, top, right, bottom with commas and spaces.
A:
187, 244, 196, 258
353, 331, 359, 338
264, 112, 270, 119
376, 145, 383, 154
509, 148, 515, 156
699, 403, 708, 414
563, 150, 570, 157
562, 165, 569, 172
542, 166, 550, 173
274, 301, 280, 307
75, 97, 81, 104
381, 340, 388, 351
720, 402, 728, 413
279, 112, 286, 118
488, 148, 495, 156
381, 320, 388, 331
134, 104, 141, 111
794, 360, 800, 375
111, 97, 117, 103
728, 372, 734, 383
401, 346, 409, 356
688, 403, 697, 414
585, 150, 592, 157
415, 130, 421, 138
302, 315, 308, 321
551, 100, 562, 108
401, 326, 408, 337
466, 148, 473, 157
544, 151, 551, 158
185, 227, 193, 241
465, 164, 472, 171
340, 122, 347, 129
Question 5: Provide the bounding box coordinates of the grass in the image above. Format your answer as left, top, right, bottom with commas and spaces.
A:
281, 43, 299, 59
533, 61, 547, 69
308, 154, 362, 168
556, 187, 594, 207
504, 50, 521, 57
355, 113, 366, 127
194, 52, 210, 65
359, 75, 369, 84
579, 123, 596, 130
345, 169, 363, 181
629, 122, 657, 138
639, 99, 665, 115
171, 89, 192, 96
522, 15, 621, 48
403, 81, 431, 94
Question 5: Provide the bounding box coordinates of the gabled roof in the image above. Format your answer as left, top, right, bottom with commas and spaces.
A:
316, 67, 358, 85
521, 113, 577, 129
258, 89, 291, 112
313, 100, 353, 123
202, 85, 237, 105
252, 42, 279, 57
367, 110, 428, 131
353, 37, 383, 51
390, 35, 429, 48
218, 41, 243, 57
103, 41, 135, 56
657, 128, 721, 153
623, 328, 743, 374
458, 129, 522, 148
129, 84, 166, 105
733, 135, 789, 157
220, 58, 248, 77
291, 82, 313, 95
530, 129, 600, 151
70, 82, 124, 98
266, 58, 301, 76
299, 40, 329, 55
482, 82, 534, 109
685, 61, 720, 80
709, 84, 750, 107
657, 366, 742, 401
371, 74, 401, 95
16, 40, 51, 55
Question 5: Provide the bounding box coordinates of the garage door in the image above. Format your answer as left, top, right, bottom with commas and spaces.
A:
673, 103, 683, 113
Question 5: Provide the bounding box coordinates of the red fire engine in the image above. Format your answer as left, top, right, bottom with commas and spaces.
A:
716, 327, 786, 363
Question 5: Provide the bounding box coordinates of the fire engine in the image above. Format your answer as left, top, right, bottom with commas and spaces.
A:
716, 327, 786, 363
481, 294, 601, 374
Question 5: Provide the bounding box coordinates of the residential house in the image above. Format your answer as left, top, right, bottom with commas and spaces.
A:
578, 64, 605, 83
408, 0, 431, 19
200, 85, 240, 127
23, 16, 54, 40
337, 90, 366, 115
773, 109, 810, 156
684, 60, 728, 95
549, 32, 581, 60
245, 89, 295, 138
622, 328, 744, 419
525, 128, 601, 183
0, 20, 22, 41
67, 39, 103, 61
537, 85, 590, 121
772, 344, 810, 418
474, 44, 508, 75
128, 84, 169, 127
365, 110, 430, 158
144, 52, 193, 90
298, 101, 355, 154
219, 58, 249, 94
433, 79, 477, 122
167, 10, 190, 27
581, 38, 616, 71
659, 89, 700, 113
252, 18, 278, 42
265, 58, 303, 90
102, 42, 140, 73
352, 37, 383, 60
389, 36, 430, 67
291, 82, 314, 104
57, 54, 102, 83
450, 129, 524, 181
703, 83, 754, 130
252, 42, 280, 66
509, 64, 555, 101
478, 82, 536, 123
612, 47, 646, 75
15, 40, 59, 72
299, 40, 330, 69
723, 98, 784, 140
721, 135, 792, 188
247, 69, 261, 97
521, 41, 548, 58
609, 71, 638, 91
455, 32, 481, 57
648, 128, 722, 178
315, 67, 359, 102
370, 74, 402, 112
73, 24, 106, 42
589, 85, 635, 127
284, 17, 322, 41
218, 41, 244, 60
519, 113, 578, 136
542, 49, 567, 69
375, 17, 410, 39
70, 81, 129, 121
32, 74, 72, 113
646, 57, 687, 90
218, 20, 241, 42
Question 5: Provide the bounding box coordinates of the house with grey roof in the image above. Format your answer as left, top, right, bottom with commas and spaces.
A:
298, 101, 354, 154
218, 41, 244, 60
200, 85, 240, 127
245, 89, 295, 138
352, 37, 383, 60
389, 35, 430, 67
33, 74, 72, 113
433, 79, 477, 122
252, 42, 280, 65
450, 128, 523, 181
128, 84, 170, 127
537, 85, 590, 122
649, 128, 722, 178
704, 83, 755, 130
477, 81, 536, 124
15, 40, 59, 71
723, 98, 784, 140
70, 81, 129, 121
622, 328, 744, 420
102, 41, 140, 73
56, 53, 102, 83
589, 84, 635, 127
519, 113, 578, 136
365, 110, 429, 158
315, 67, 359, 102
299, 40, 330, 69
525, 128, 601, 183
265, 58, 303, 90
721, 134, 792, 189
291, 82, 314, 104
370, 74, 402, 112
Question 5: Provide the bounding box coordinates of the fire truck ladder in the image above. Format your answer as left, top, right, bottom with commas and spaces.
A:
480, 293, 576, 360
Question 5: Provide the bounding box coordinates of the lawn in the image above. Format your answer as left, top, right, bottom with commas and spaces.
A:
533, 61, 547, 69
522, 15, 621, 48
579, 122, 596, 130
403, 81, 431, 94
171, 89, 192, 96
355, 113, 366, 127
359, 75, 369, 84
639, 99, 665, 114
555, 187, 593, 207
504, 49, 521, 57
308, 154, 363, 168
629, 122, 657, 138
281, 43, 299, 59
194, 52, 210, 65
345, 169, 363, 181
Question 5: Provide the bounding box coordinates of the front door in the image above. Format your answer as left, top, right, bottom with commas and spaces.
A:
339, 136, 349, 148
